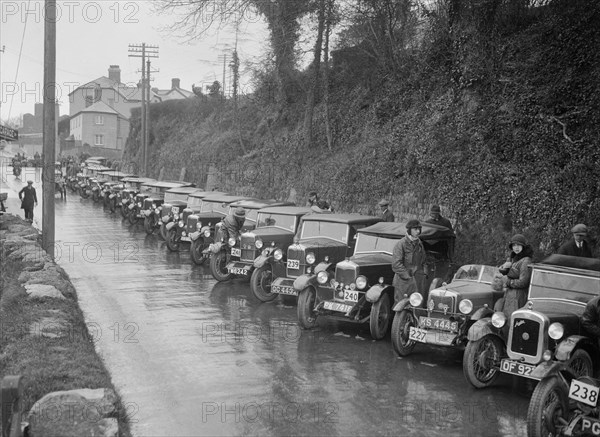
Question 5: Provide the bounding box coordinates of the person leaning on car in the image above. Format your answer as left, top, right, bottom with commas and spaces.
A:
220, 207, 246, 241
392, 219, 426, 304
557, 223, 594, 258
494, 234, 533, 319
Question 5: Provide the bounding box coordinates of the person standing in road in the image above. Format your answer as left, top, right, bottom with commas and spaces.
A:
392, 219, 426, 304
557, 224, 594, 258
19, 180, 38, 223
378, 199, 395, 222
495, 234, 533, 319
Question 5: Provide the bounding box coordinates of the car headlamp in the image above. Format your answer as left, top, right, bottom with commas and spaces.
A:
152, 203, 156, 209
274, 249, 283, 261
317, 271, 329, 284
491, 312, 506, 328
196, 223, 202, 231
409, 293, 423, 307
548, 322, 564, 340
542, 350, 552, 361
228, 237, 236, 247
255, 240, 264, 249
306, 252, 316, 265
137, 202, 142, 207
173, 213, 179, 220
204, 230, 211, 238
355, 276, 367, 290
178, 221, 184, 227
458, 299, 473, 315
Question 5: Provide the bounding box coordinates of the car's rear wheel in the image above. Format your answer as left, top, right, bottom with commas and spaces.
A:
144, 216, 156, 235
251, 265, 277, 302
391, 309, 417, 356
210, 251, 232, 282
190, 239, 209, 265
527, 376, 569, 437
159, 223, 167, 240
463, 335, 504, 388
166, 228, 180, 252
297, 287, 318, 329
80, 187, 89, 199
369, 293, 391, 340
128, 208, 139, 225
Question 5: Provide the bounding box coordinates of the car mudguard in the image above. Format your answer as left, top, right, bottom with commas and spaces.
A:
314, 262, 332, 274
253, 254, 272, 269
293, 274, 317, 292
166, 222, 176, 231
530, 361, 565, 380
392, 297, 411, 313
470, 306, 494, 321
466, 318, 502, 342
366, 284, 393, 303
555, 335, 594, 362
190, 231, 201, 241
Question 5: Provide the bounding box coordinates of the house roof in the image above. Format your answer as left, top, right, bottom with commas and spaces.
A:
78, 101, 120, 116
68, 76, 159, 102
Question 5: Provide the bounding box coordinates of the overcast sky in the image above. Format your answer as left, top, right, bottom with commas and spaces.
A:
0, 0, 270, 123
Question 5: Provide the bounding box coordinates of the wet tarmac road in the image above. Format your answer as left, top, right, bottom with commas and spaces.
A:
2, 166, 529, 437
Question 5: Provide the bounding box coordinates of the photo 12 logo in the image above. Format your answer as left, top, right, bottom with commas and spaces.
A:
1, 1, 140, 24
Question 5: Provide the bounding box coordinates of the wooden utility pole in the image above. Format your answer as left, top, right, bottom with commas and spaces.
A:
42, 0, 56, 257
145, 59, 151, 171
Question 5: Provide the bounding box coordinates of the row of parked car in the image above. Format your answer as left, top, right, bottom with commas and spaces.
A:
71, 157, 600, 437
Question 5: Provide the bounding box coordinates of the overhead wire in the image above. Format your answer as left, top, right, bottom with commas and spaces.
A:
8, 0, 31, 121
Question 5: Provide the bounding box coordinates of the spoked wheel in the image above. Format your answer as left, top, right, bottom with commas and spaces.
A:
166, 228, 180, 252
159, 223, 168, 241
297, 287, 318, 329
462, 335, 504, 388
80, 187, 89, 199
209, 251, 232, 282
144, 216, 156, 235
527, 376, 570, 437
190, 239, 209, 265
369, 293, 392, 340
128, 208, 139, 225
391, 309, 418, 356
567, 349, 593, 379
250, 265, 277, 302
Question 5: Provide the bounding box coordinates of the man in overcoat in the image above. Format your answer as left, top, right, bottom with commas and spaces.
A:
19, 180, 38, 222
392, 219, 426, 304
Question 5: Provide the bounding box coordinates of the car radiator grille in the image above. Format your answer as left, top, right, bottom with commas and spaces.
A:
135, 194, 145, 203
286, 246, 304, 278
510, 318, 540, 357
187, 217, 198, 234
429, 295, 456, 315
143, 199, 153, 209
182, 209, 192, 223
335, 266, 357, 286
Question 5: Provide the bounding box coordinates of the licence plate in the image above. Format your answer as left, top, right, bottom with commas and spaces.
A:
500, 359, 536, 378
344, 290, 359, 302
569, 379, 600, 407
172, 207, 179, 213
287, 259, 300, 269
323, 301, 353, 313
229, 267, 249, 275
580, 417, 600, 435
231, 248, 241, 257
272, 285, 296, 296
419, 317, 458, 332
409, 327, 427, 343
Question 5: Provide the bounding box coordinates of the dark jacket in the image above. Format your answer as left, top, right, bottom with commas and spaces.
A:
582, 296, 600, 339
392, 236, 426, 301
498, 246, 534, 290
221, 214, 245, 241
19, 185, 37, 209
380, 209, 395, 222
424, 215, 453, 232
557, 239, 594, 258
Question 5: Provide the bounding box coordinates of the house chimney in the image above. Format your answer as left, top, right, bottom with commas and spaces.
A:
108, 65, 121, 83
171, 78, 180, 90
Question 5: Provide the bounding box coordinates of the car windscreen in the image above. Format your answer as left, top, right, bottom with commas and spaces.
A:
201, 201, 229, 214
301, 222, 349, 243
454, 265, 496, 283
529, 269, 600, 303
354, 234, 396, 254
188, 197, 202, 208
256, 213, 296, 231
164, 192, 188, 203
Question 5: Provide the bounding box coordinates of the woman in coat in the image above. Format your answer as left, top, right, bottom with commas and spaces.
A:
495, 234, 533, 318
19, 180, 38, 222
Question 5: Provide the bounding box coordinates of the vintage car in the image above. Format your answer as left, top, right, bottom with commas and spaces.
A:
96, 170, 134, 209
144, 186, 200, 236
298, 222, 455, 339
137, 181, 195, 230
463, 254, 600, 390
177, 194, 254, 264
79, 164, 111, 199
208, 199, 296, 282
116, 177, 156, 217
268, 213, 382, 308
157, 188, 209, 240
391, 261, 498, 355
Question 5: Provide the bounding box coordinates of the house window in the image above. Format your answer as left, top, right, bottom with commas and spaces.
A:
95, 135, 104, 146
95, 115, 104, 125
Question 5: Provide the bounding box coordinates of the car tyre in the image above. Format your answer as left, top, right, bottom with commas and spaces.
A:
190, 239, 209, 265
128, 208, 139, 225
166, 228, 180, 252
120, 202, 128, 218
369, 293, 392, 340
297, 286, 318, 329
462, 335, 504, 388
391, 309, 417, 356
144, 216, 156, 235
251, 265, 277, 302
210, 251, 232, 282
159, 223, 168, 241
526, 376, 569, 437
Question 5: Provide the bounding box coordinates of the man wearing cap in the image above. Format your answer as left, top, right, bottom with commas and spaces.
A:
557, 224, 594, 258
19, 180, 38, 223
378, 200, 395, 222
392, 219, 426, 304
307, 191, 333, 212
221, 207, 247, 242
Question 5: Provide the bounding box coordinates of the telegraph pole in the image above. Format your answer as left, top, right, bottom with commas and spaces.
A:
42, 0, 56, 256
218, 54, 227, 100
145, 59, 151, 172
128, 43, 158, 176
0, 45, 5, 118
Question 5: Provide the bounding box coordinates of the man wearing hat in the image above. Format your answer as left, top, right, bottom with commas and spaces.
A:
307, 191, 333, 212
424, 204, 455, 263
221, 207, 247, 242
557, 224, 594, 258
18, 180, 38, 223
424, 204, 453, 231
391, 219, 426, 304
378, 199, 395, 222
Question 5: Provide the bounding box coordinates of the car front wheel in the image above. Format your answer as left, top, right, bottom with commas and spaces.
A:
369, 293, 391, 340
250, 265, 277, 302
297, 287, 318, 329
190, 239, 209, 265
527, 376, 569, 437
462, 335, 504, 388
391, 309, 417, 356
567, 349, 593, 378
210, 251, 232, 282
144, 216, 156, 235
166, 228, 180, 252
128, 208, 139, 225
